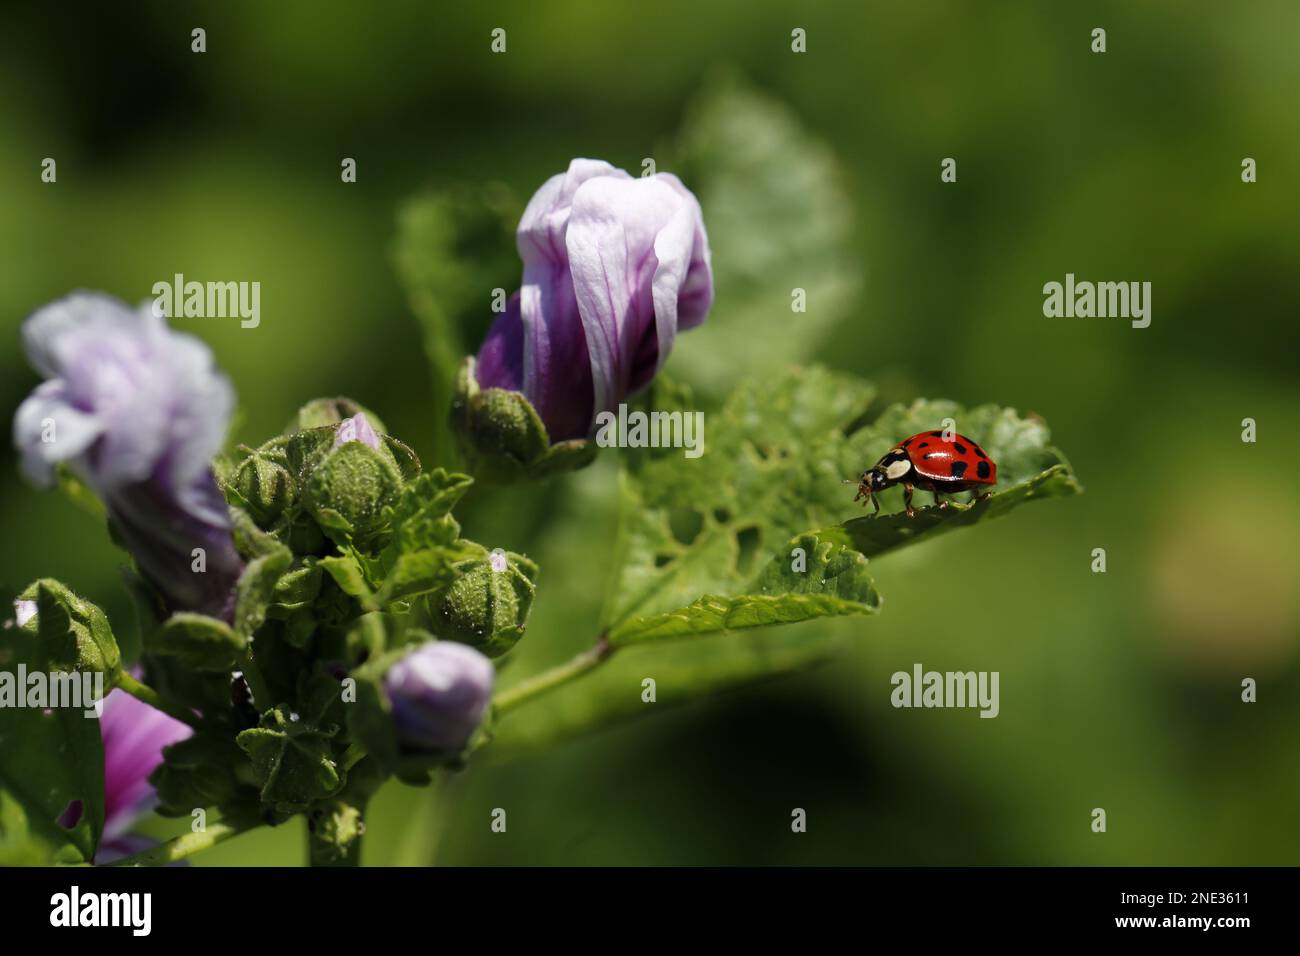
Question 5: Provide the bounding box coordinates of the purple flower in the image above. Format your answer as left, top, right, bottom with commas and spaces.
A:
475, 159, 713, 441
383, 640, 494, 753
97, 685, 192, 854
333, 411, 381, 449
12, 292, 243, 618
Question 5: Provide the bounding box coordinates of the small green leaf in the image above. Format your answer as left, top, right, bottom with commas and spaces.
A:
233, 543, 293, 640
0, 581, 108, 862
815, 465, 1081, 559
150, 733, 250, 817
230, 505, 287, 560
663, 76, 861, 398
372, 548, 462, 606
271, 560, 324, 611
319, 553, 375, 604
54, 464, 106, 520
610, 535, 879, 645
148, 612, 246, 671
602, 366, 878, 630
21, 579, 122, 682
236, 707, 342, 813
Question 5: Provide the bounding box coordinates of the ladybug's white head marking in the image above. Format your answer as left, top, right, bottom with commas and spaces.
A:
883, 457, 911, 481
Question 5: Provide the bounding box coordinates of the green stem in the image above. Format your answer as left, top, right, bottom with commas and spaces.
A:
492, 633, 613, 715
340, 742, 367, 773
105, 821, 250, 867
308, 797, 368, 867
115, 671, 200, 729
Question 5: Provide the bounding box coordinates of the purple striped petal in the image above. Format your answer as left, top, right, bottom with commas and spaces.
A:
13, 292, 243, 618
474, 160, 712, 442
98, 686, 192, 843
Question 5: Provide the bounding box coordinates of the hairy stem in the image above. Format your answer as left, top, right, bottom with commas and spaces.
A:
492, 633, 613, 715
307, 796, 368, 867
115, 670, 200, 729
105, 821, 250, 866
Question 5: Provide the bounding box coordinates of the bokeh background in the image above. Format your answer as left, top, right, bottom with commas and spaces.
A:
2, 1, 1297, 864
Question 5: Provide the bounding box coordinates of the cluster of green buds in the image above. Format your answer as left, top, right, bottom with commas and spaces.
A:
136, 397, 537, 858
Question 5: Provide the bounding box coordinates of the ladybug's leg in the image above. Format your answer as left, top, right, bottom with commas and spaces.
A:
932, 490, 948, 510
903, 482, 915, 518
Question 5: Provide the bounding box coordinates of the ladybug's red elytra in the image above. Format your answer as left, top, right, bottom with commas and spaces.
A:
852, 430, 997, 518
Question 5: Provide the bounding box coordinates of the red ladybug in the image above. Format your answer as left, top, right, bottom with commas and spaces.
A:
852, 429, 997, 517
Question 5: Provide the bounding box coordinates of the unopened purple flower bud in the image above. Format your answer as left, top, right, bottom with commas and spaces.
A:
12, 293, 243, 618
474, 159, 713, 442
333, 411, 382, 450
383, 640, 494, 753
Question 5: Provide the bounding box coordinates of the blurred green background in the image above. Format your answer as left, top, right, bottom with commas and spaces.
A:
2, 1, 1297, 865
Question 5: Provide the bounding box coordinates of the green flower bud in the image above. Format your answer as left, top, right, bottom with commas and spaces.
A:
436, 549, 537, 657
232, 449, 295, 526
451, 357, 596, 483
18, 579, 122, 687
303, 441, 404, 548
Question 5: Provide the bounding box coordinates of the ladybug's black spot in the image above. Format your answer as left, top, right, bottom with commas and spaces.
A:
977, 460, 991, 479
974, 447, 987, 460
950, 461, 968, 478
918, 441, 929, 448
954, 442, 967, 454
929, 431, 942, 437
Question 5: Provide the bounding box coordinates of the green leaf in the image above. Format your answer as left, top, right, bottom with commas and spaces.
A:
493, 367, 1081, 750
20, 579, 123, 682
148, 612, 246, 671
816, 465, 1080, 558
382, 469, 473, 555
663, 76, 861, 398
236, 707, 342, 813
372, 548, 462, 607
368, 469, 476, 606
319, 553, 375, 604
150, 732, 248, 817
809, 399, 1083, 560
0, 582, 108, 863
54, 464, 106, 520
393, 184, 521, 467
602, 366, 879, 631
0, 788, 59, 865
233, 543, 293, 640
605, 369, 1081, 637
610, 534, 879, 645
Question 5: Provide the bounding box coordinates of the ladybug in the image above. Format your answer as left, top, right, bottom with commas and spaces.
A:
852, 429, 997, 517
